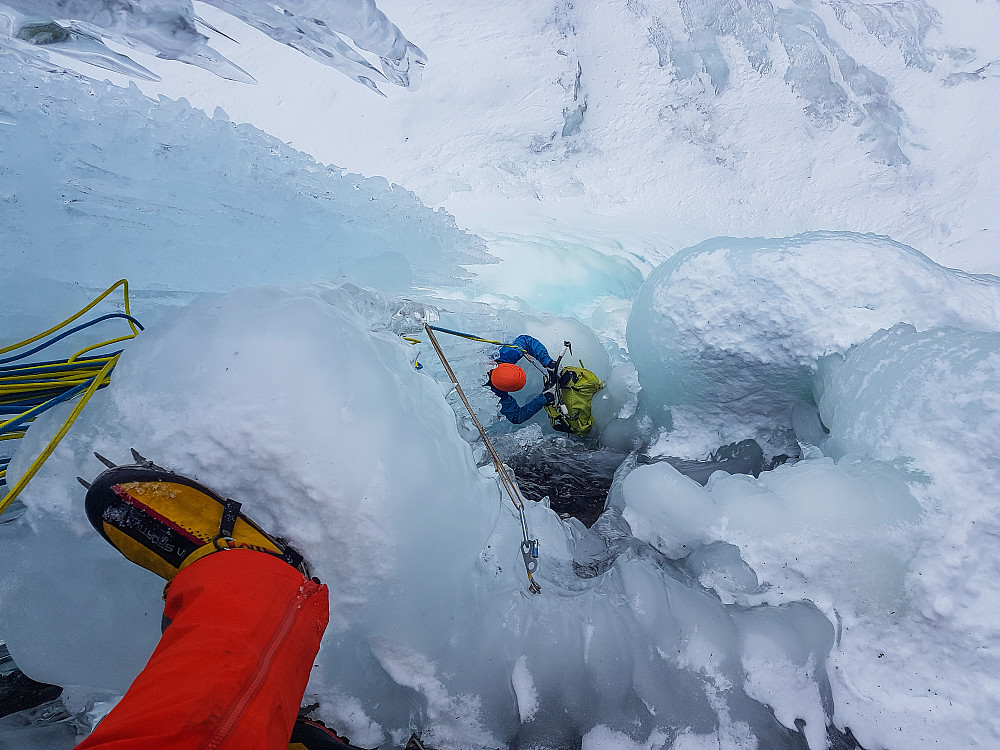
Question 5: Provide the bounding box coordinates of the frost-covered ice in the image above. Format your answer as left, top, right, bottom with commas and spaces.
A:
620, 285, 1000, 748
3, 285, 835, 750
4, 2, 1000, 749
0, 57, 485, 298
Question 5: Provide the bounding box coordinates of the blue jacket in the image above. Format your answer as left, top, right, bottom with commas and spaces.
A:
489, 335, 553, 424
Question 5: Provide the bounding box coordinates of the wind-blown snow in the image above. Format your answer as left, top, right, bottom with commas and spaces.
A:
2, 1, 1000, 749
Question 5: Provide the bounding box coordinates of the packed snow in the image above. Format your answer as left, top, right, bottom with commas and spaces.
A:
2, 1, 1000, 749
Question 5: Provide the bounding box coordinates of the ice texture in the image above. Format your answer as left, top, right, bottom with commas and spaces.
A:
0, 58, 840, 749
0, 0, 424, 92
0, 58, 486, 296
620, 246, 1000, 748
626, 231, 1000, 455
459, 233, 644, 319
816, 323, 1000, 637
204, 1, 425, 92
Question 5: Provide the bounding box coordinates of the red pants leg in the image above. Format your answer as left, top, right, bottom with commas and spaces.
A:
76, 549, 329, 750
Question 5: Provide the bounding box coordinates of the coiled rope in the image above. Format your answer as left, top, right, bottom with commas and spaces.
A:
0, 280, 142, 515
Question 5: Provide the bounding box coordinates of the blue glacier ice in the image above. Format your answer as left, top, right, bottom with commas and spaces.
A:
621, 234, 1000, 749
625, 231, 1000, 456
0, 57, 484, 301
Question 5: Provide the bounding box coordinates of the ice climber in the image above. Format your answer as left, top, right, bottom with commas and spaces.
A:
488, 334, 559, 425
74, 455, 368, 750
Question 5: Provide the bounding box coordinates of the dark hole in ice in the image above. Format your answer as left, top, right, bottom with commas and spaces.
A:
505, 438, 779, 528
0, 643, 63, 719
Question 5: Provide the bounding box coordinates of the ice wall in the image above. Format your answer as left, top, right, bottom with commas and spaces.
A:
1, 287, 497, 679
820, 329, 1000, 749
816, 323, 1000, 637
0, 0, 424, 92
626, 231, 1000, 456
0, 58, 486, 303
2, 4, 999, 746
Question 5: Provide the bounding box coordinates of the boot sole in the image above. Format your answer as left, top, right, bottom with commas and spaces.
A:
85, 465, 288, 580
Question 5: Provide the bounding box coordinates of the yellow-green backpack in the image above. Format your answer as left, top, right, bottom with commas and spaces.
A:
544, 362, 604, 437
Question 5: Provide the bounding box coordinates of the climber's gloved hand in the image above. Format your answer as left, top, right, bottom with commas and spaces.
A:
543, 382, 558, 405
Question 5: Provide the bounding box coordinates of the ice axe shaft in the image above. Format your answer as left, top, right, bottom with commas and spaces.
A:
547, 342, 573, 410
557, 341, 571, 365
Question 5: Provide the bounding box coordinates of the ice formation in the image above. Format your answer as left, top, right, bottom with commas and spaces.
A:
0, 57, 485, 301
626, 232, 1000, 455
3, 2, 1000, 749
620, 247, 1000, 749
642, 0, 940, 165
0, 0, 424, 92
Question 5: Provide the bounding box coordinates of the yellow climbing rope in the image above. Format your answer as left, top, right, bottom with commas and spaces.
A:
404, 325, 549, 377
0, 280, 142, 515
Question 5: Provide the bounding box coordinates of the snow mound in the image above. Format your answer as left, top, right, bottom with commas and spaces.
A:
626, 231, 1000, 453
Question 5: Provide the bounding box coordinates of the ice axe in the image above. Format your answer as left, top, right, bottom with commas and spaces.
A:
550, 341, 572, 379
547, 341, 572, 416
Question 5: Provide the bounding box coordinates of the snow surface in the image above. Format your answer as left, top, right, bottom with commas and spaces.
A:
3, 1, 1000, 749
0, 0, 424, 92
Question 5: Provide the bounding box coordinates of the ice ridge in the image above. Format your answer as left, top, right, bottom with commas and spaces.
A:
635, 0, 944, 165
0, 58, 487, 295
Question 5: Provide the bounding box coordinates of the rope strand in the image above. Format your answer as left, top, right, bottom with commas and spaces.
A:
1, 281, 141, 515
423, 324, 541, 594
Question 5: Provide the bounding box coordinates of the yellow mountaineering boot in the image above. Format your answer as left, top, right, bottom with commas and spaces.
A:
81, 451, 306, 581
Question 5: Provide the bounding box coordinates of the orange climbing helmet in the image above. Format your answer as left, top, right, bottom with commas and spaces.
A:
489, 363, 527, 392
